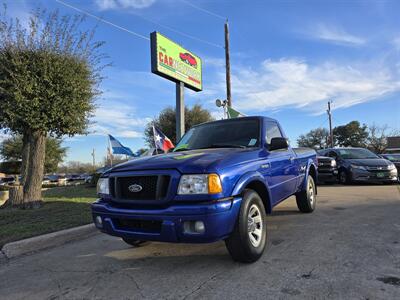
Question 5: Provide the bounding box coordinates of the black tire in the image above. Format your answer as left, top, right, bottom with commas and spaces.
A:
225, 189, 267, 263
338, 169, 350, 185
296, 176, 316, 213
122, 238, 148, 247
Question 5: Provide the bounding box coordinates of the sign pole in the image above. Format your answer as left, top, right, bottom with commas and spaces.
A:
176, 81, 185, 140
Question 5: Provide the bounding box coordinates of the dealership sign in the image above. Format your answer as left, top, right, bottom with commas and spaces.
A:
150, 32, 202, 91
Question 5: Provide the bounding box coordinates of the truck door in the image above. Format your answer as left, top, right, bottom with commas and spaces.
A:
263, 121, 298, 204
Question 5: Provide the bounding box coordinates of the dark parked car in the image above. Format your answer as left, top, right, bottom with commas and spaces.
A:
380, 153, 400, 175
319, 148, 398, 184
0, 176, 16, 186
316, 155, 338, 183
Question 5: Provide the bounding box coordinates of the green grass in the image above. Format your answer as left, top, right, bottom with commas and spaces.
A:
0, 185, 97, 247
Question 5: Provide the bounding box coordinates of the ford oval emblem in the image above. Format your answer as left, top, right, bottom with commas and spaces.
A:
128, 184, 142, 193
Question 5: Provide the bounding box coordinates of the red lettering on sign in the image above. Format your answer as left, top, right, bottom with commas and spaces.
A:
169, 57, 173, 66
159, 52, 164, 63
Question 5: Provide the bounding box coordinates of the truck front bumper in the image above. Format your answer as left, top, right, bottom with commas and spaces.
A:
91, 197, 242, 243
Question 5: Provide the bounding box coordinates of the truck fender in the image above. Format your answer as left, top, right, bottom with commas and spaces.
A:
231, 171, 273, 214
299, 159, 318, 194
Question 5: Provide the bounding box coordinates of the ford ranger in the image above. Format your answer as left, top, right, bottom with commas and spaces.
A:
92, 116, 318, 263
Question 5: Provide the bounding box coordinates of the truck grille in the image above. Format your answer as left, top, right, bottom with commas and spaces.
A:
110, 175, 170, 201
113, 218, 162, 233
366, 166, 390, 171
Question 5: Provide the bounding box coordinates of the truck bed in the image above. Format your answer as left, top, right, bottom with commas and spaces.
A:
293, 147, 316, 159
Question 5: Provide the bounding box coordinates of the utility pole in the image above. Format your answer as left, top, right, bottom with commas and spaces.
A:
91, 148, 96, 169
327, 101, 334, 148
224, 20, 232, 107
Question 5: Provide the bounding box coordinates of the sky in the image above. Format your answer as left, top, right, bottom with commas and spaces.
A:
3, 0, 400, 163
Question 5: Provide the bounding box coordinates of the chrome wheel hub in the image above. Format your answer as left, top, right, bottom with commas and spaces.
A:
308, 180, 315, 206
247, 204, 263, 247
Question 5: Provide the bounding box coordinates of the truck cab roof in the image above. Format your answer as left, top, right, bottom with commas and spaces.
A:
193, 116, 278, 129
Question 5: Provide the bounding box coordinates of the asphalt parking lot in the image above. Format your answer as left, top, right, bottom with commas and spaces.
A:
1, 185, 400, 300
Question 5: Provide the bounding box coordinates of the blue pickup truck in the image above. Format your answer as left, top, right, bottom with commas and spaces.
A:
93, 116, 318, 262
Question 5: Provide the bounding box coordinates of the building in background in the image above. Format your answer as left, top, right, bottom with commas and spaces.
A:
386, 137, 400, 153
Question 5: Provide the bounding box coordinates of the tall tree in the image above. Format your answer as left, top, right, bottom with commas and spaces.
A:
144, 104, 214, 146
366, 124, 400, 154
0, 7, 106, 207
0, 135, 67, 173
297, 128, 329, 149
333, 121, 368, 147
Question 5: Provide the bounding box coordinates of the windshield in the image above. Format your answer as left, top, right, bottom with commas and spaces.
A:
338, 149, 379, 159
174, 119, 260, 151
382, 154, 400, 161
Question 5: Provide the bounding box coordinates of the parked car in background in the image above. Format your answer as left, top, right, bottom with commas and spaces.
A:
318, 148, 398, 184
380, 153, 400, 176
139, 148, 163, 157
42, 175, 67, 186
0, 176, 16, 186
316, 155, 338, 184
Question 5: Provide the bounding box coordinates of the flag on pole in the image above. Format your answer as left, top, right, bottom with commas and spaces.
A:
227, 106, 246, 118
108, 134, 134, 156
153, 126, 175, 152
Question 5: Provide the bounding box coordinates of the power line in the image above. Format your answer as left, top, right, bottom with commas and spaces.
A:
135, 13, 223, 48
180, 0, 226, 21
55, 0, 150, 41
56, 0, 223, 49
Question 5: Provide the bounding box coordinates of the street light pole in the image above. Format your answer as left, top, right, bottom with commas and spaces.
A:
327, 101, 334, 148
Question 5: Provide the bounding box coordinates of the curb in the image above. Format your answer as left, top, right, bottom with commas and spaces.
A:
1, 224, 97, 260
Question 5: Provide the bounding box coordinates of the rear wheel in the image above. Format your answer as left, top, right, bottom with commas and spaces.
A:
122, 238, 148, 247
225, 189, 267, 263
296, 176, 316, 213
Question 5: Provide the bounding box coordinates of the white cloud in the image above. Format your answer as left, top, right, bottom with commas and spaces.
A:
95, 0, 156, 10
203, 56, 225, 68
393, 37, 400, 50
90, 101, 151, 138
217, 58, 400, 115
306, 24, 365, 46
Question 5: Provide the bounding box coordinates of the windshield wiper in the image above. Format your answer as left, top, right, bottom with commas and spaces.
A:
204, 143, 246, 149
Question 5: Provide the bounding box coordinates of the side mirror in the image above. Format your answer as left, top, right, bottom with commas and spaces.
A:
268, 137, 289, 151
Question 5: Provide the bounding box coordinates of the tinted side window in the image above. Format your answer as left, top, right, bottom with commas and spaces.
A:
328, 151, 337, 158
265, 121, 283, 144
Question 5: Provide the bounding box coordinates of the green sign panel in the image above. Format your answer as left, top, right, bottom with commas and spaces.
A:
151, 32, 202, 92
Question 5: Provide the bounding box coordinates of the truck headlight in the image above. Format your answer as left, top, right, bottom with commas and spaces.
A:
178, 174, 222, 195
388, 164, 396, 171
97, 178, 110, 195
331, 160, 337, 167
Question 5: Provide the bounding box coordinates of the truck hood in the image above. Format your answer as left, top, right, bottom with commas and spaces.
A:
107, 148, 257, 174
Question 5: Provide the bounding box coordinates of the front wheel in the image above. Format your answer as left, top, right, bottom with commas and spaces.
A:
339, 170, 350, 185
122, 238, 148, 247
225, 189, 267, 263
296, 176, 316, 213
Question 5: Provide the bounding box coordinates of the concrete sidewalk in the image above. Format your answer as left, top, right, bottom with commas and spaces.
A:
1, 185, 400, 299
